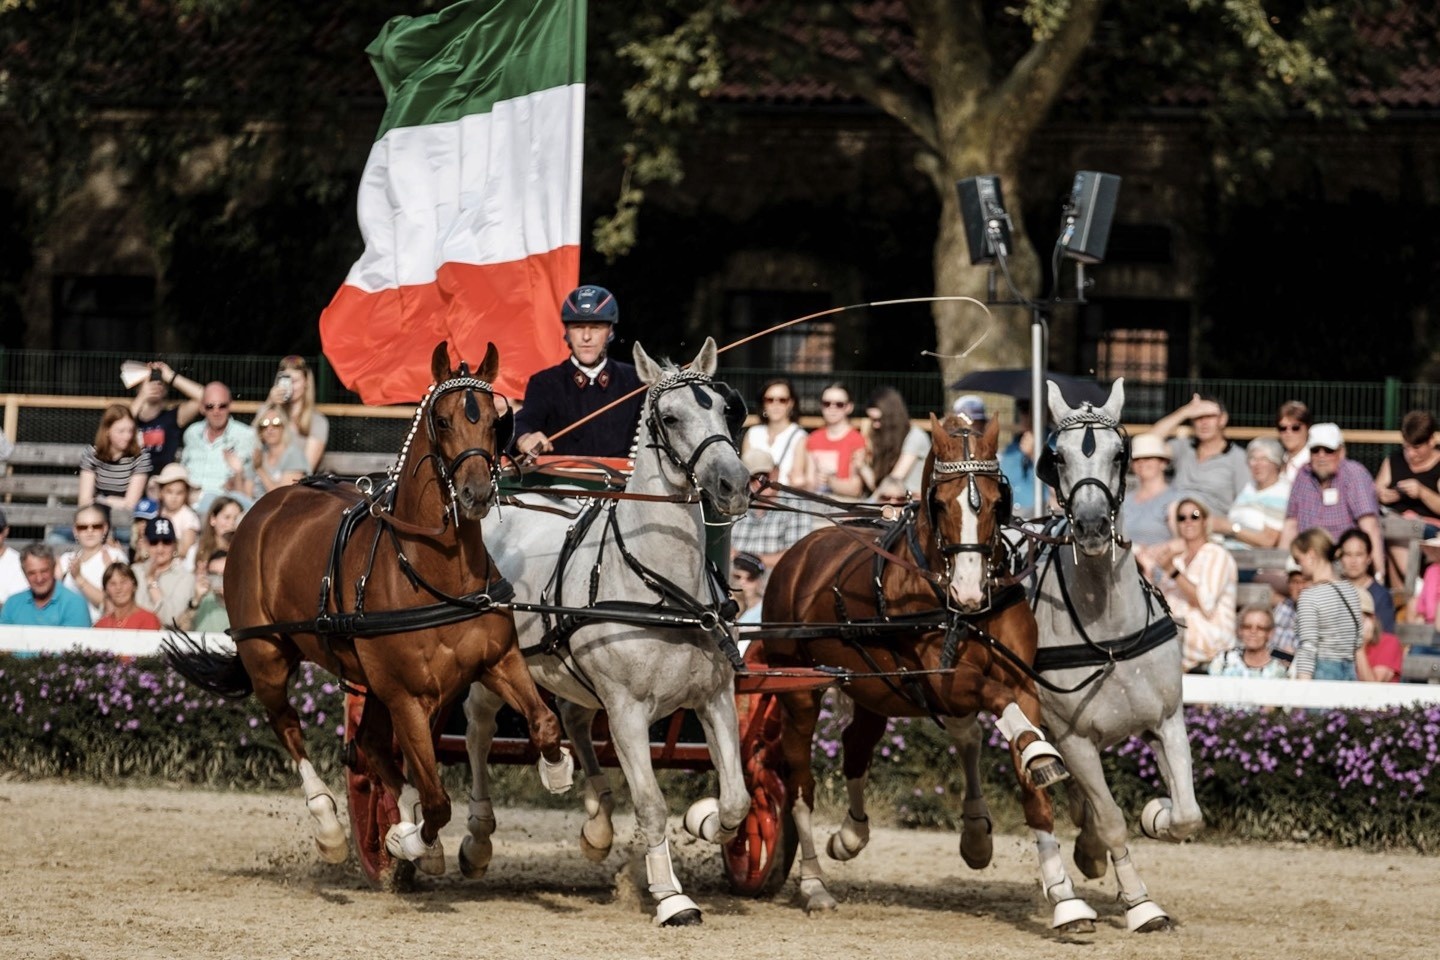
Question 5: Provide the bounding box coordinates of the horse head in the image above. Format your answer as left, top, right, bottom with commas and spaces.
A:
1042, 378, 1127, 556
632, 337, 751, 517
422, 340, 507, 520
925, 413, 1007, 612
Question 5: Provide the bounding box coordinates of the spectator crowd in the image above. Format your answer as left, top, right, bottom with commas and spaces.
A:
0, 356, 328, 633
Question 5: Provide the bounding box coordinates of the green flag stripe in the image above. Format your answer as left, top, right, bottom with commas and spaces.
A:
367, 0, 585, 140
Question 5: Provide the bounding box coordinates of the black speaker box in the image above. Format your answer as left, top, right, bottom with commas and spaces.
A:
956, 175, 1011, 265
1062, 171, 1121, 264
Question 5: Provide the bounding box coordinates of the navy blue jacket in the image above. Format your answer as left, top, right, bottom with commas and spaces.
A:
513, 358, 644, 458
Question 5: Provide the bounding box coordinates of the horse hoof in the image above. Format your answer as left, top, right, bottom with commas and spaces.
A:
684, 797, 721, 842
1140, 798, 1174, 840
959, 833, 992, 870
1057, 919, 1096, 936
458, 835, 491, 880
803, 892, 838, 915
314, 836, 349, 865
1029, 756, 1069, 789
1126, 899, 1172, 933
655, 895, 703, 926
661, 908, 703, 927
1051, 896, 1098, 931
579, 828, 612, 863
381, 858, 417, 894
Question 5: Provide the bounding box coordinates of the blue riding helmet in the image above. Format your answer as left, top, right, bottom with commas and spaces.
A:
561, 284, 619, 325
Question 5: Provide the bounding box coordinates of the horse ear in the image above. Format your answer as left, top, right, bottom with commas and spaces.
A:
1101, 377, 1126, 423
477, 342, 500, 384
633, 341, 661, 384
1045, 380, 1071, 425
929, 413, 952, 455
431, 341, 452, 382
982, 414, 1001, 454
691, 337, 718, 377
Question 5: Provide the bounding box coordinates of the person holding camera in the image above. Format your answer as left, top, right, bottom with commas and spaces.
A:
180, 381, 256, 513
129, 361, 205, 472
266, 355, 329, 471
178, 549, 229, 632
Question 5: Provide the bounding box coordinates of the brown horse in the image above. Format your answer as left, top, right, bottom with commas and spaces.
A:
760, 414, 1068, 914
165, 342, 567, 875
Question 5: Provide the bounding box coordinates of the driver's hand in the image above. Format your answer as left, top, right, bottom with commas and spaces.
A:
517, 431, 553, 459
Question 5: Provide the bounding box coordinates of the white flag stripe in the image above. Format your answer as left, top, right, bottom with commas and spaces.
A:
346, 82, 583, 293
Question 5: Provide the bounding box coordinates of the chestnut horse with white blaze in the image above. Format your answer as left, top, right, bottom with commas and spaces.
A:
760, 415, 1070, 915
165, 343, 569, 876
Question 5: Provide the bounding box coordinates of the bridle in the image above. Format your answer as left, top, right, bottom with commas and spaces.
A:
388, 363, 503, 526
641, 369, 741, 501
925, 428, 1011, 591
1040, 404, 1129, 544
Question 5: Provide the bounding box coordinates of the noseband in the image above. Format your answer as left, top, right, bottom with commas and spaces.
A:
392, 363, 502, 521
643, 370, 740, 494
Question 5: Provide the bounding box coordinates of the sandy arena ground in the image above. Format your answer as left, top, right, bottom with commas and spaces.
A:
0, 778, 1430, 960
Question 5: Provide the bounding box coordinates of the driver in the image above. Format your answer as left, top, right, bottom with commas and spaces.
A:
513, 284, 644, 460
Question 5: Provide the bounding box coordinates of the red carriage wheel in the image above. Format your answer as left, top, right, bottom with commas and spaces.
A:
724, 688, 798, 896
343, 689, 412, 889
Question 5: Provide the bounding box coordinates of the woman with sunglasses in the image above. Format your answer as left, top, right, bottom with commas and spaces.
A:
741, 378, 809, 488
1158, 498, 1238, 672
56, 505, 128, 621
803, 383, 866, 497
1275, 400, 1313, 482
243, 404, 310, 500
267, 355, 330, 471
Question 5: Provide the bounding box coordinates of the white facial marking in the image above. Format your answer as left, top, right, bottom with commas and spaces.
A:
948, 485, 985, 610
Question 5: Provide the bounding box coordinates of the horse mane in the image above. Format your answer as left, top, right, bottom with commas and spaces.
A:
627, 355, 685, 461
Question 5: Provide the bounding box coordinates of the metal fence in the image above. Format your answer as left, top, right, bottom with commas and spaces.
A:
3, 348, 1435, 468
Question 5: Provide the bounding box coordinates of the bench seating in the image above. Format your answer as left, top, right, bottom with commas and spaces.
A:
2, 441, 393, 541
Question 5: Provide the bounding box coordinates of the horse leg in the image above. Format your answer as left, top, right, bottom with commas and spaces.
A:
825, 704, 884, 863
459, 682, 502, 879
683, 685, 750, 848
557, 699, 616, 862
776, 688, 834, 914
945, 715, 993, 870
985, 682, 1067, 790
605, 699, 702, 926
481, 643, 572, 792
239, 640, 347, 864
1067, 787, 1111, 880
1139, 708, 1205, 845
378, 698, 449, 876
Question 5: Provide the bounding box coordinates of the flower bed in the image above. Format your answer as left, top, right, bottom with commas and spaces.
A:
3, 652, 1438, 849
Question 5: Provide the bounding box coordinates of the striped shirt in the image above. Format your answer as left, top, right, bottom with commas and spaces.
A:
78, 445, 153, 500
1293, 579, 1364, 679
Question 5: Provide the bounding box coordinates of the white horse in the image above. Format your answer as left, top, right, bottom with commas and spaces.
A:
462, 337, 754, 925
1015, 378, 1204, 932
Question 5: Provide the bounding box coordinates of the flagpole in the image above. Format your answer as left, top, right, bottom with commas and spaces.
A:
525, 295, 992, 457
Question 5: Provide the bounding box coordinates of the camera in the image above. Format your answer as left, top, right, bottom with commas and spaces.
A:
149, 368, 164, 383
276, 372, 293, 402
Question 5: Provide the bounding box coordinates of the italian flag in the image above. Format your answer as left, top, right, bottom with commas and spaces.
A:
320, 0, 584, 405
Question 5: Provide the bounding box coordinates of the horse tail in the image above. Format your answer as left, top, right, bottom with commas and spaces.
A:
161, 629, 254, 701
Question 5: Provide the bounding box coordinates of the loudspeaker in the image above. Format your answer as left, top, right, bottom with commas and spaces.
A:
956, 175, 1012, 265
1061, 171, 1121, 264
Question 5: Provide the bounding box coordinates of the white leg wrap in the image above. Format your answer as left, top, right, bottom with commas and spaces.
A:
994, 702, 1043, 744
385, 822, 446, 875
825, 811, 870, 862
1115, 851, 1170, 931
646, 839, 701, 925
1037, 831, 1097, 928
398, 784, 422, 825
298, 759, 347, 864
537, 746, 575, 794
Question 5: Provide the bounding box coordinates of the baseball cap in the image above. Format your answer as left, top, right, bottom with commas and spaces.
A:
133, 497, 160, 522
144, 516, 177, 544
733, 552, 766, 578
1308, 422, 1343, 452
952, 394, 988, 422
742, 449, 776, 475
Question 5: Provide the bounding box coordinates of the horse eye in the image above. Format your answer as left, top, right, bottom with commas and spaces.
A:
434, 416, 451, 430
662, 414, 679, 426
